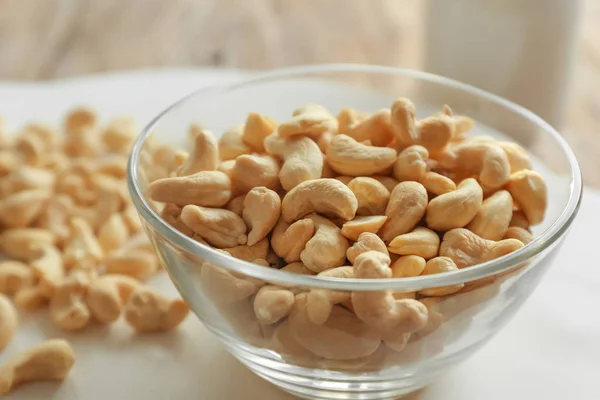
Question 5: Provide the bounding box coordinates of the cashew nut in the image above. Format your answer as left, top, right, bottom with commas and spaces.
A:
300, 214, 349, 273
278, 104, 337, 139
393, 145, 428, 182
30, 243, 64, 297
345, 109, 395, 147
347, 177, 390, 216
340, 215, 388, 241
86, 274, 142, 324
370, 175, 400, 192
199, 258, 264, 304
253, 285, 295, 325
8, 166, 56, 192
337, 107, 368, 134
440, 228, 524, 268
0, 339, 75, 395
0, 261, 34, 295
225, 194, 246, 216
418, 257, 464, 296
180, 205, 247, 248
63, 217, 104, 269
421, 171, 456, 195
97, 213, 130, 253
160, 203, 194, 237
242, 187, 281, 246
231, 154, 281, 194
346, 232, 389, 264
503, 226, 533, 244
271, 217, 315, 262
281, 178, 358, 222
426, 178, 483, 231
50, 269, 96, 331
104, 249, 159, 281
390, 97, 417, 147
0, 188, 51, 228
306, 266, 353, 325
415, 114, 454, 152
0, 228, 55, 261
388, 227, 440, 259
506, 170, 547, 225
147, 170, 232, 207
177, 125, 219, 175
123, 287, 189, 333
264, 134, 323, 190
243, 113, 278, 152
467, 190, 513, 240
390, 255, 426, 278
223, 238, 270, 262
0, 294, 17, 351
510, 210, 530, 229
497, 142, 531, 173
219, 124, 250, 160
326, 134, 397, 176
14, 287, 47, 311
379, 181, 428, 243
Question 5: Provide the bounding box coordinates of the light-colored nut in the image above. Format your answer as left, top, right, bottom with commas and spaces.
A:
347, 177, 390, 216
497, 142, 531, 173
390, 97, 417, 147
123, 287, 189, 333
352, 251, 428, 333
379, 181, 428, 243
65, 106, 97, 134
300, 214, 349, 273
219, 124, 251, 160
36, 195, 72, 245
504, 226, 533, 244
289, 293, 381, 360
426, 178, 483, 231
506, 170, 547, 226
104, 249, 159, 280
0, 339, 75, 395
0, 228, 55, 261
421, 171, 456, 195
242, 187, 281, 246
160, 203, 194, 237
199, 259, 263, 304
390, 255, 426, 278
180, 205, 247, 248
50, 269, 96, 331
345, 109, 395, 147
316, 131, 334, 154
0, 294, 17, 351
8, 166, 56, 192
306, 266, 353, 325
388, 227, 440, 259
0, 189, 51, 228
451, 114, 475, 141
150, 143, 182, 178
440, 228, 525, 268
346, 232, 389, 264
278, 104, 336, 139
271, 217, 315, 263
86, 275, 142, 324
217, 159, 236, 178
97, 213, 130, 253
243, 113, 278, 152
264, 134, 323, 190
414, 114, 454, 152
147, 170, 232, 207
280, 262, 316, 277
177, 125, 219, 175
102, 116, 136, 153
467, 190, 513, 240
371, 175, 399, 192
326, 134, 397, 176
224, 238, 270, 262
30, 243, 64, 297
63, 218, 104, 269
393, 145, 428, 182
0, 261, 34, 295
341, 216, 387, 241
510, 210, 530, 229
337, 107, 368, 134
253, 285, 295, 325
225, 194, 245, 216
231, 154, 281, 194
418, 257, 464, 296
13, 286, 47, 311
281, 178, 358, 222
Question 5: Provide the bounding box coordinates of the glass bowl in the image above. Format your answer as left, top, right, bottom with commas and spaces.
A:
127, 65, 582, 400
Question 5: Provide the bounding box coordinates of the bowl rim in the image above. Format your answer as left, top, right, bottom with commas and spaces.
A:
127, 63, 583, 291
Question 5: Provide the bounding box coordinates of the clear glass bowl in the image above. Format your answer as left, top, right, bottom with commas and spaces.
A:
127, 65, 582, 400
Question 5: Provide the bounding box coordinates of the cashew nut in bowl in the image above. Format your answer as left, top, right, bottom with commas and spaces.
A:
347, 177, 390, 216
418, 257, 465, 296
271, 217, 315, 263
225, 194, 246, 216
394, 145, 428, 182
243, 113, 278, 152
306, 266, 354, 325
337, 107, 368, 135
326, 134, 397, 176
346, 232, 389, 264
390, 97, 417, 147
504, 226, 533, 244
281, 178, 358, 222
341, 215, 388, 241
388, 227, 440, 259
224, 238, 270, 262
421, 171, 456, 195
414, 114, 454, 152
506, 170, 547, 225
497, 142, 532, 173
467, 190, 513, 240
426, 178, 483, 231
390, 255, 426, 278
177, 125, 219, 176
219, 124, 250, 160
148, 170, 232, 207
344, 109, 395, 147
231, 154, 281, 194
264, 134, 323, 190
379, 181, 428, 243
300, 214, 349, 273
242, 187, 281, 246
278, 104, 337, 139
253, 285, 295, 325
180, 205, 247, 248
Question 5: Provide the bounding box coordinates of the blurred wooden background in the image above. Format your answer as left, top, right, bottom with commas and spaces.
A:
0, 0, 598, 187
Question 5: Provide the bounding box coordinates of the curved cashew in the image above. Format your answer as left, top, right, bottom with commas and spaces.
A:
264, 134, 323, 190
306, 266, 353, 325
123, 287, 189, 333
426, 178, 483, 231
341, 215, 387, 241
388, 227, 440, 259
300, 214, 349, 273
390, 97, 418, 147
337, 107, 368, 134
97, 213, 129, 253
177, 125, 219, 175
281, 178, 358, 222
219, 124, 250, 160
242, 187, 281, 246
225, 194, 245, 216
253, 285, 295, 325
497, 141, 531, 173
415, 114, 454, 152
160, 203, 194, 237
231, 154, 281, 194
148, 170, 232, 207
0, 261, 34, 295
0, 294, 17, 351
289, 293, 382, 360
180, 205, 247, 248
224, 238, 270, 262
278, 104, 337, 139
30, 243, 64, 297
102, 116, 136, 153
326, 134, 397, 176
379, 181, 428, 243
346, 232, 389, 264
0, 188, 52, 228
50, 269, 96, 331
347, 177, 390, 216
63, 217, 104, 269
440, 228, 524, 268
86, 274, 142, 324
104, 249, 159, 281
351, 251, 428, 333
345, 109, 395, 147
418, 257, 464, 296
393, 145, 428, 182
0, 228, 55, 261
504, 226, 533, 244
390, 255, 426, 278
271, 217, 315, 262
421, 171, 456, 195
243, 113, 278, 152
467, 190, 513, 240
506, 170, 547, 225
0, 339, 75, 395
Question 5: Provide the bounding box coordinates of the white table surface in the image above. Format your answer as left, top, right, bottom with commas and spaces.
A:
0, 69, 599, 400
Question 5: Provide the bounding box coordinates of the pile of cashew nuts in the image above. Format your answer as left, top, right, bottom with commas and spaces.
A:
0, 109, 190, 394
145, 99, 548, 367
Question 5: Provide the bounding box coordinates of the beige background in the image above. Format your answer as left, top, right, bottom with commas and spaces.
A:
0, 0, 598, 186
